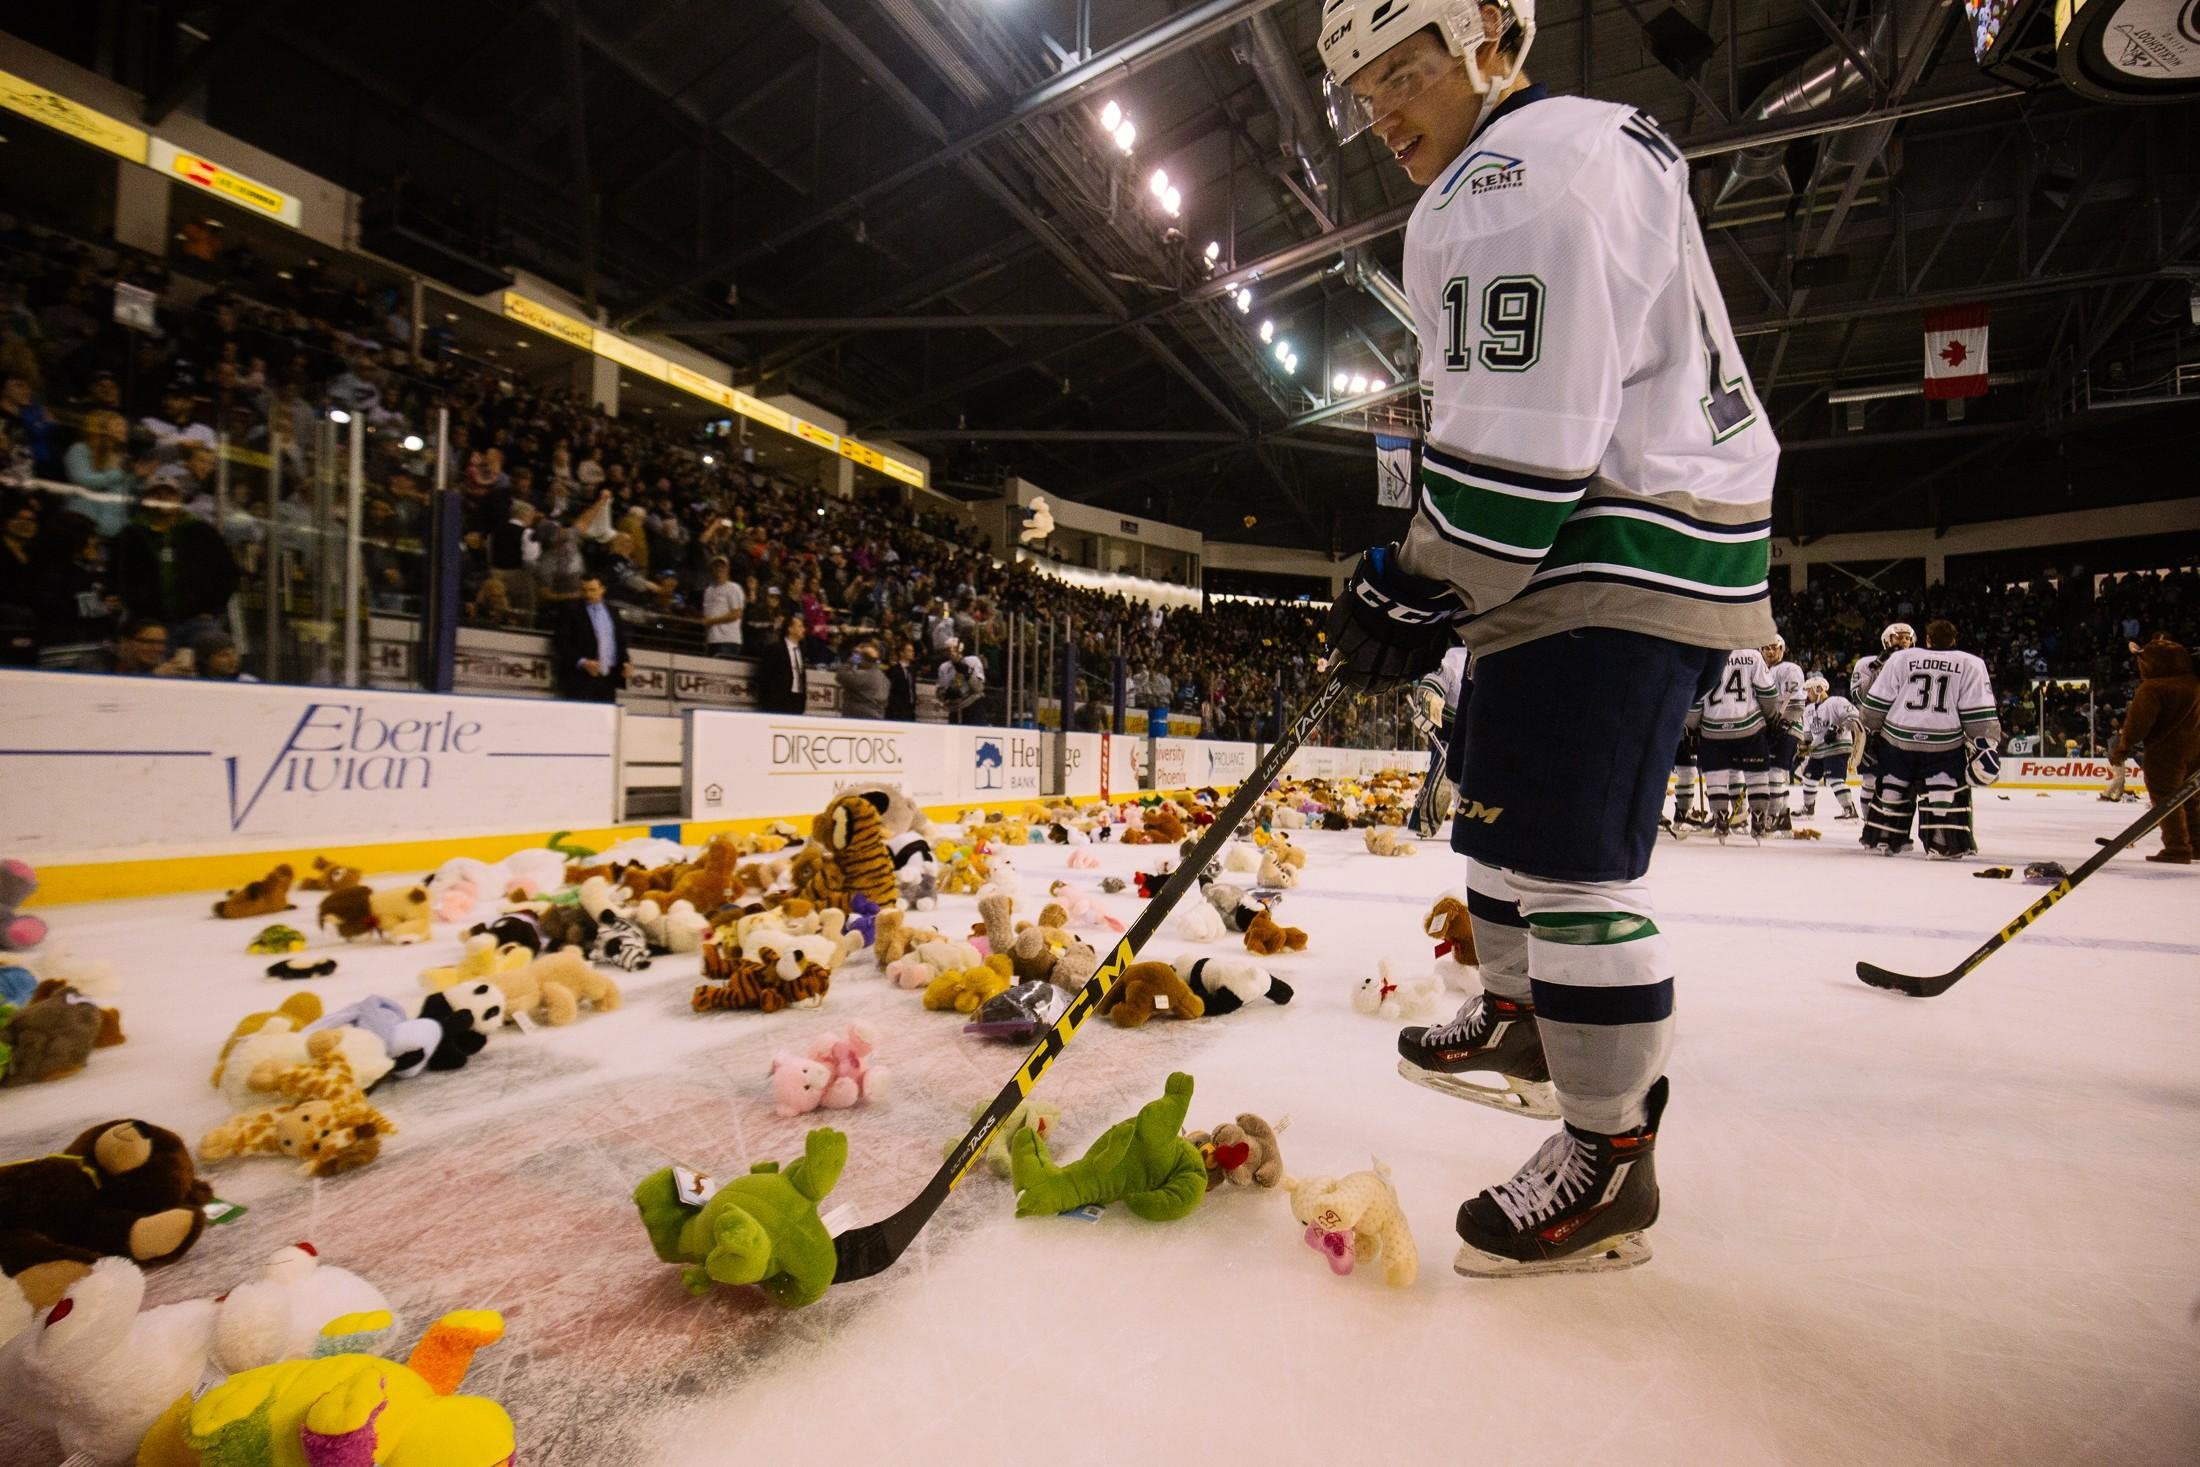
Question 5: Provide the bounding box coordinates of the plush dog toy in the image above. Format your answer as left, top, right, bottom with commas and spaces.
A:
1181, 957, 1293, 1015
1363, 827, 1417, 858
1095, 960, 1204, 1028
495, 946, 622, 1026
1010, 1071, 1206, 1220
632, 1127, 846, 1305
1185, 1113, 1286, 1190
296, 855, 363, 891
317, 884, 432, 943
0, 1120, 211, 1310
213, 863, 297, 920
419, 933, 530, 994
1285, 1160, 1418, 1287
1242, 909, 1307, 955
1352, 960, 1446, 1022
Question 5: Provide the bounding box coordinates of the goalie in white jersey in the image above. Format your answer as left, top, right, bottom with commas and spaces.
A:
1317, 0, 1776, 1278
1859, 619, 2003, 857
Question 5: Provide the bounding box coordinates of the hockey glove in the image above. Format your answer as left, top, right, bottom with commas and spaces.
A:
1967, 739, 2002, 787
1323, 544, 1469, 692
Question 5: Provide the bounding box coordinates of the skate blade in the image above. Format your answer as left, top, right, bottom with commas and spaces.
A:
1396, 1059, 1559, 1120
1453, 1231, 1652, 1279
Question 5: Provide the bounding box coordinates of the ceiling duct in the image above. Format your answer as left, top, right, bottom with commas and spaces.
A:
1235, 10, 1415, 332
1716, 0, 1950, 207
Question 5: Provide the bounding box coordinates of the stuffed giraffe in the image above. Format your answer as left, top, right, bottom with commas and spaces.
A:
200, 1032, 393, 1178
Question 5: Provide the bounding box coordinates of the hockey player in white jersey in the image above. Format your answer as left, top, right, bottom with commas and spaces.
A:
1797, 676, 1863, 820
1850, 622, 1914, 832
1859, 619, 2002, 856
1318, 0, 1776, 1277
1760, 634, 1807, 832
1687, 645, 1781, 838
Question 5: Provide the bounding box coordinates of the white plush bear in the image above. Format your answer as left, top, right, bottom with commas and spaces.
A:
634, 898, 708, 954
1351, 961, 1446, 1022
1220, 842, 1263, 874
209, 1242, 391, 1375
0, 1255, 216, 1464
218, 1024, 394, 1113
1168, 902, 1225, 943
915, 938, 983, 973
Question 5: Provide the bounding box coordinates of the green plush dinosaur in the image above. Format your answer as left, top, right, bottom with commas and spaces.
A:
1010, 1072, 1207, 1221
633, 1127, 846, 1306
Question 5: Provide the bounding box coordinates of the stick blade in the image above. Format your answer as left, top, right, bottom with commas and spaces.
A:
829, 1218, 904, 1284
1855, 961, 1956, 998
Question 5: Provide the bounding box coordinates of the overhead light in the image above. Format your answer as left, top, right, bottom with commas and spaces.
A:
276, 270, 292, 281
1149, 168, 1169, 198
401, 434, 424, 452
701, 453, 715, 465
1163, 186, 1181, 217
1114, 120, 1136, 152
327, 408, 352, 424
1283, 353, 1298, 374
1204, 241, 1220, 263
1333, 371, 1351, 392
1234, 288, 1252, 313
1258, 319, 1274, 343
1371, 375, 1388, 390
1274, 340, 1290, 363
445, 312, 458, 322
1100, 99, 1123, 134
1349, 375, 1368, 395
515, 339, 530, 348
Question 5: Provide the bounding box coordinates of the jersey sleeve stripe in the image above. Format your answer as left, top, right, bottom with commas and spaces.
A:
1532, 511, 1770, 591
1418, 471, 1581, 558
1517, 566, 1770, 604
1577, 495, 1772, 538
1423, 442, 1594, 497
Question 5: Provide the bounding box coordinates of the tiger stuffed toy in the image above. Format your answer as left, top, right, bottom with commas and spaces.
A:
691, 956, 831, 1015
789, 793, 899, 912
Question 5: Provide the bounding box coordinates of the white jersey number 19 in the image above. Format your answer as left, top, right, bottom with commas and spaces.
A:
1441, 275, 1546, 373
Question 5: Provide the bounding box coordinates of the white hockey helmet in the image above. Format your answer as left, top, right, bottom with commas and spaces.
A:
1881, 622, 1916, 650
1317, 0, 1538, 143
1761, 632, 1786, 660
1803, 674, 1830, 699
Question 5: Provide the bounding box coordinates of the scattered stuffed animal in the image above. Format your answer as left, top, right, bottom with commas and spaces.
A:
0, 962, 34, 1007
0, 1120, 211, 1310
418, 933, 531, 994
206, 1241, 391, 1376
789, 794, 900, 913
465, 910, 544, 954
1168, 901, 1225, 943
220, 1021, 391, 1111
1066, 848, 1101, 870
1351, 960, 1445, 1022
213, 864, 296, 920
296, 855, 363, 892
211, 992, 323, 1087
199, 1031, 393, 1177
417, 983, 503, 1067
1010, 1071, 1206, 1220
948, 1098, 1060, 1177
1221, 842, 1262, 874
265, 957, 336, 980
913, 937, 984, 974
1243, 909, 1308, 955
317, 884, 432, 943
1044, 884, 1123, 933
432, 876, 481, 925
495, 945, 623, 1027
1363, 827, 1417, 858
1424, 895, 1480, 968
769, 1025, 884, 1115
431, 848, 567, 902
1096, 960, 1205, 1028
1181, 957, 1293, 1015
247, 924, 306, 954
691, 956, 829, 1014
588, 908, 654, 971
1099, 876, 1127, 894
0, 979, 119, 1086
884, 956, 936, 991
1257, 851, 1301, 888
0, 859, 48, 952
1284, 1160, 1418, 1287
534, 902, 599, 952
924, 956, 1014, 1015
633, 1127, 846, 1305
305, 994, 444, 1081
0, 1254, 217, 1464
873, 911, 940, 965
634, 898, 708, 954
136, 1309, 514, 1467
1185, 1112, 1286, 1190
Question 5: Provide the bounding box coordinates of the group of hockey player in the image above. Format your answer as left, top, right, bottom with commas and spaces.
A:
1666, 619, 2003, 857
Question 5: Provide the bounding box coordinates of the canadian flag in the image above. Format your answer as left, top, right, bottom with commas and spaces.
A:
1923, 305, 1989, 399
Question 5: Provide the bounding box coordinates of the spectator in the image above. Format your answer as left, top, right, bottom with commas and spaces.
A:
885, 638, 920, 721
552, 574, 630, 703
139, 379, 216, 459
938, 638, 985, 724
109, 617, 189, 677
700, 555, 745, 657
36, 515, 120, 663
1, 370, 55, 477
837, 636, 889, 720
488, 497, 540, 622
109, 484, 239, 641
192, 630, 256, 682
465, 572, 524, 628
742, 583, 784, 650
756, 611, 808, 713
532, 523, 587, 612
61, 409, 141, 536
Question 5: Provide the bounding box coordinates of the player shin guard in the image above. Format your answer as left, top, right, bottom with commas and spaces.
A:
1799, 774, 1818, 817
1507, 872, 1675, 1136
1744, 767, 1774, 833
1834, 784, 1859, 819
1866, 775, 1916, 852
1919, 779, 1975, 857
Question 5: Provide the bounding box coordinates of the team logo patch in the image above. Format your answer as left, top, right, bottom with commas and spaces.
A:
1437, 150, 1525, 207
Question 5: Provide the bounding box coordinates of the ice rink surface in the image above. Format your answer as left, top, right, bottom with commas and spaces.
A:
5, 791, 2195, 1466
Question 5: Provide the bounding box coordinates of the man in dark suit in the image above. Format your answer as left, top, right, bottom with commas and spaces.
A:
553, 575, 631, 703
755, 611, 809, 713
884, 639, 920, 722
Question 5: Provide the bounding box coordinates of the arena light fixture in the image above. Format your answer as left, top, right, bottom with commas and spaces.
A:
1162, 186, 1181, 217
1333, 371, 1351, 391
1349, 375, 1368, 395
1371, 375, 1388, 390
1274, 339, 1290, 363
1258, 319, 1274, 343
1204, 241, 1221, 263
1283, 352, 1299, 374
327, 408, 352, 424
1100, 99, 1123, 134
701, 453, 715, 465
401, 434, 425, 452
1114, 120, 1136, 153
1234, 287, 1253, 313
1149, 168, 1169, 199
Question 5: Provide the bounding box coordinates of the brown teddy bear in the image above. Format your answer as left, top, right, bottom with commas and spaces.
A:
213, 863, 297, 919
1243, 910, 1307, 956
1096, 961, 1205, 1028
1424, 895, 1479, 967
872, 910, 940, 965
0, 1119, 211, 1308
297, 855, 363, 891
1184, 1113, 1285, 1190
1143, 806, 1188, 842
924, 955, 1013, 1014
1, 980, 123, 1086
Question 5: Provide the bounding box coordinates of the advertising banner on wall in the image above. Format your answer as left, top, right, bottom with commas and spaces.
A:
0, 671, 618, 862
685, 711, 955, 821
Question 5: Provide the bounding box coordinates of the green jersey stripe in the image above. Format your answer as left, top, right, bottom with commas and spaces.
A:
1420, 466, 1582, 555
1535, 509, 1769, 590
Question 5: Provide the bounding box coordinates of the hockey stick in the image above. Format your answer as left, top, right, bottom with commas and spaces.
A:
830, 674, 1349, 1283
1856, 770, 2200, 998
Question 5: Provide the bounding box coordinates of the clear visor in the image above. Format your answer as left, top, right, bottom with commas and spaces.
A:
1322, 45, 1467, 145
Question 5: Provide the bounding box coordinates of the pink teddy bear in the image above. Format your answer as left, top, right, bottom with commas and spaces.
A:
432, 876, 480, 924
769, 1024, 886, 1116
885, 957, 935, 991
1066, 849, 1101, 870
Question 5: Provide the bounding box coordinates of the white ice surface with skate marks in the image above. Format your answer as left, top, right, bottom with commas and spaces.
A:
4, 794, 2196, 1466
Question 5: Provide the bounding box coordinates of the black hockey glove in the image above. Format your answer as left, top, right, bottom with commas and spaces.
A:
1323, 544, 1469, 693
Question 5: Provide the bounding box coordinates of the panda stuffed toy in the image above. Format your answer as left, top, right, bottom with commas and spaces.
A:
416, 981, 503, 1069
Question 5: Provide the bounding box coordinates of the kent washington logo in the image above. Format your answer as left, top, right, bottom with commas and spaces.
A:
1438, 150, 1525, 206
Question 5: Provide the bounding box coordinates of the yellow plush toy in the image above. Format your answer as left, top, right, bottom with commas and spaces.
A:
1284, 1161, 1418, 1287
923, 955, 1013, 1014
419, 934, 531, 992
136, 1309, 514, 1467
